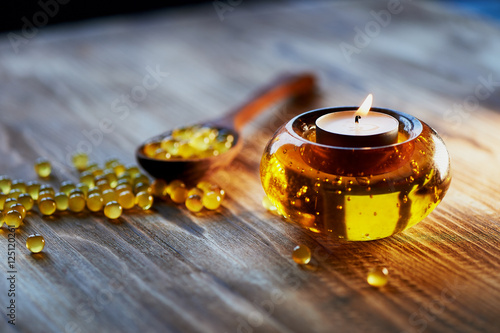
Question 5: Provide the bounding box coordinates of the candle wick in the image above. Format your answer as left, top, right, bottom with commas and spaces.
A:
355, 115, 361, 123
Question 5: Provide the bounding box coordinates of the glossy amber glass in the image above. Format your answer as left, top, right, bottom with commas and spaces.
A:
260, 107, 451, 241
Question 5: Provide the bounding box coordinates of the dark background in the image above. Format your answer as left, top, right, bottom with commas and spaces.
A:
1, 0, 499, 33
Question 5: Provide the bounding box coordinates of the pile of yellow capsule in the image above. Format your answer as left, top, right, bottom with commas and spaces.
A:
142, 125, 234, 160
0, 153, 225, 253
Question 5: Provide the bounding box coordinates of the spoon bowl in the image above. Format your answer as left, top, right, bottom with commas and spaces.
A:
136, 73, 316, 183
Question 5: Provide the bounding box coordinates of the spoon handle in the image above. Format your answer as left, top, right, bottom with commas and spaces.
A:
209, 72, 316, 131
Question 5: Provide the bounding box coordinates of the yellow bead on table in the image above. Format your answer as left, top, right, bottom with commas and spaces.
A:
68, 193, 86, 213
59, 181, 76, 196
26, 181, 41, 200
26, 234, 45, 253
126, 165, 140, 178
150, 179, 168, 197
367, 267, 389, 287
104, 201, 122, 219
34, 158, 51, 178
0, 175, 12, 194
72, 152, 88, 171
171, 185, 188, 204
202, 191, 222, 210
134, 182, 151, 195
185, 194, 203, 213
4, 198, 18, 210
76, 183, 89, 196
135, 191, 153, 210
39, 197, 57, 216
187, 187, 204, 197
102, 189, 118, 204
18, 193, 34, 211
10, 203, 27, 219
86, 193, 103, 212
292, 245, 312, 265
39, 184, 55, 196
0, 193, 7, 210
11, 180, 26, 193
115, 184, 132, 195
7, 189, 23, 200
117, 190, 135, 209
166, 180, 185, 196
54, 192, 69, 211
4, 210, 23, 229
79, 171, 95, 189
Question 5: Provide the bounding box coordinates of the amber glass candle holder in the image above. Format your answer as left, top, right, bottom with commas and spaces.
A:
260, 107, 451, 241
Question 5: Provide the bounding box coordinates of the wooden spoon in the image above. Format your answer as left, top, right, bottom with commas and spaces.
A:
136, 72, 316, 183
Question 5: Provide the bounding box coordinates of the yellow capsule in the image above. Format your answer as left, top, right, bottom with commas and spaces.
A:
143, 141, 161, 157
34, 158, 51, 178
37, 190, 54, 203
171, 185, 188, 204
7, 189, 23, 199
116, 178, 132, 187
54, 192, 69, 211
125, 165, 140, 178
0, 193, 7, 210
177, 142, 197, 159
113, 163, 126, 176
202, 191, 222, 210
72, 152, 88, 171
11, 180, 27, 193
0, 175, 12, 194
117, 190, 135, 209
104, 158, 120, 169
26, 234, 45, 253
39, 184, 55, 196
150, 179, 168, 197
102, 189, 118, 204
39, 197, 56, 216
68, 189, 85, 198
68, 193, 86, 213
367, 267, 389, 287
160, 138, 179, 155
86, 193, 103, 212
76, 183, 89, 197
292, 245, 311, 265
134, 182, 151, 195
84, 162, 99, 172
187, 187, 204, 197
135, 191, 153, 210
91, 168, 104, 177
118, 172, 132, 184
133, 173, 150, 187
26, 181, 41, 200
104, 201, 122, 219
79, 171, 95, 189
104, 171, 118, 188
115, 184, 132, 195
59, 181, 76, 196
166, 180, 185, 196
96, 179, 112, 192
87, 187, 101, 197
18, 193, 34, 211
4, 198, 18, 210
4, 210, 23, 228
10, 203, 27, 220
154, 149, 171, 160
185, 194, 203, 213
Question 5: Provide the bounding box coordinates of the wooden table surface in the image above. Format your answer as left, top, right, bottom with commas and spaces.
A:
1, 1, 500, 332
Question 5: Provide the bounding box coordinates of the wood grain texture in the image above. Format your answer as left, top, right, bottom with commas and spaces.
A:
1, 1, 500, 332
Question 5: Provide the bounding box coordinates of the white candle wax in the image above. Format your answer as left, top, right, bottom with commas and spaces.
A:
315, 111, 399, 147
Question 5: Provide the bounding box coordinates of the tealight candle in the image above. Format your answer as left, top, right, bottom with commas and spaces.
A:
316, 94, 399, 147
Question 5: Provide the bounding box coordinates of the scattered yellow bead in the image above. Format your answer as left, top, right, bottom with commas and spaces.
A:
7, 189, 23, 199
68, 193, 86, 213
187, 187, 204, 197
34, 158, 51, 178
117, 190, 135, 209
79, 171, 95, 189
151, 179, 168, 197
115, 184, 132, 195
134, 182, 150, 195
72, 152, 89, 171
26, 234, 45, 253
113, 163, 126, 176
26, 181, 41, 200
185, 194, 203, 213
102, 189, 118, 204
104, 158, 119, 169
133, 174, 150, 187
10, 203, 27, 219
202, 191, 222, 210
0, 175, 12, 194
59, 181, 76, 196
367, 267, 389, 287
86, 193, 103, 212
166, 180, 185, 196
4, 210, 23, 228
11, 180, 26, 193
126, 165, 140, 178
37, 191, 54, 203
104, 201, 122, 219
0, 193, 7, 210
135, 191, 153, 210
4, 198, 18, 210
39, 184, 55, 196
171, 185, 188, 204
292, 245, 311, 265
54, 192, 69, 211
39, 197, 56, 216
18, 193, 34, 211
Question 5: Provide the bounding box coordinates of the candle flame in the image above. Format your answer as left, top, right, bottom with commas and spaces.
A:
355, 94, 373, 118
